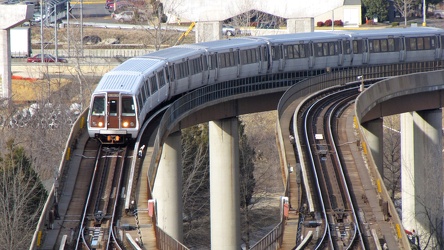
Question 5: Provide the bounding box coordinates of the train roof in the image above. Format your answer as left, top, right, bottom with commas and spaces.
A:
338, 27, 444, 37
94, 58, 165, 94
186, 37, 265, 51
253, 31, 348, 42
94, 72, 141, 94
140, 46, 203, 61
113, 57, 164, 72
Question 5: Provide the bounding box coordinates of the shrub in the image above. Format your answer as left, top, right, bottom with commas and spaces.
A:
324, 19, 332, 26
334, 20, 343, 26
317, 21, 324, 27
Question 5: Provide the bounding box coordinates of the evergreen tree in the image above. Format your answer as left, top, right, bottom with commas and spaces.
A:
362, 0, 389, 22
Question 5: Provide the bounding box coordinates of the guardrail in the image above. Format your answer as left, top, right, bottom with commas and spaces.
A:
29, 109, 88, 250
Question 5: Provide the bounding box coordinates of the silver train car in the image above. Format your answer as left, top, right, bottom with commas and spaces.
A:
87, 27, 444, 144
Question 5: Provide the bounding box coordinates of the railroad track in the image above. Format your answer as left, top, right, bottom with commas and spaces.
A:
75, 145, 130, 249
295, 86, 368, 249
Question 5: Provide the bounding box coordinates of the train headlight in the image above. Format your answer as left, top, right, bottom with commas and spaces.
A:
123, 121, 129, 127
130, 122, 134, 127
98, 121, 104, 127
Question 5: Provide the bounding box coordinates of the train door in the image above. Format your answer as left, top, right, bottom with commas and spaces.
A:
211, 52, 218, 82
399, 36, 406, 61
157, 69, 168, 100
362, 38, 369, 64
236, 48, 241, 77
435, 35, 442, 59
338, 39, 344, 66
308, 41, 315, 68
167, 63, 176, 100
259, 45, 270, 73
270, 45, 283, 72
107, 93, 120, 129
201, 54, 208, 85
257, 46, 263, 74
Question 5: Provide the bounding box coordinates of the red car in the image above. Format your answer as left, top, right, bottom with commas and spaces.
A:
27, 54, 68, 63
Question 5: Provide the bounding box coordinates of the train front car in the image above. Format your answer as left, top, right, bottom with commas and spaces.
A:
88, 91, 138, 144
87, 66, 144, 144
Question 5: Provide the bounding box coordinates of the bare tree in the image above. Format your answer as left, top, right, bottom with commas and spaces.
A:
0, 139, 47, 249
383, 115, 401, 201
393, 0, 417, 26
181, 124, 211, 247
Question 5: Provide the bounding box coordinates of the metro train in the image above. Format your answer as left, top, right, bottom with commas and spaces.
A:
87, 27, 444, 144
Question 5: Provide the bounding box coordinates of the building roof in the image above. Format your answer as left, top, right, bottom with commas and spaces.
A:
344, 0, 361, 5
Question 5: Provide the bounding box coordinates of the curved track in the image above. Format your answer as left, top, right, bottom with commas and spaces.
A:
295, 85, 370, 249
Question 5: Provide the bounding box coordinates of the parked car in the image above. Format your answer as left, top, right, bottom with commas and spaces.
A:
107, 0, 145, 12
434, 9, 444, 19
27, 54, 67, 63
222, 24, 240, 36
256, 21, 279, 29
112, 10, 148, 22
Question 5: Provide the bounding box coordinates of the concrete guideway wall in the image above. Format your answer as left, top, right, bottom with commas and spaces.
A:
355, 70, 444, 248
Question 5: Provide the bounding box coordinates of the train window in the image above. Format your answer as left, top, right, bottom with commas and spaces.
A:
329, 42, 337, 56
417, 37, 424, 50
370, 40, 380, 53
168, 65, 175, 81
122, 96, 135, 116
380, 40, 388, 52
271, 46, 281, 60
300, 44, 307, 58
158, 70, 166, 87
141, 84, 147, 101
241, 49, 258, 64
315, 43, 323, 56
407, 38, 417, 51
91, 96, 105, 116
150, 75, 158, 93
202, 56, 208, 70
219, 53, 226, 68
284, 45, 293, 59
344, 40, 351, 54
352, 40, 359, 54
262, 47, 269, 61
189, 58, 203, 75
144, 79, 150, 97
425, 37, 432, 49
137, 93, 143, 109
109, 100, 118, 116
209, 54, 217, 69
388, 39, 395, 51
175, 61, 189, 79
218, 52, 236, 68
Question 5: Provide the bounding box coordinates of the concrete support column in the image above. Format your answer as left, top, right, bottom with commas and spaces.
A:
401, 110, 443, 248
361, 118, 383, 175
152, 131, 183, 242
209, 118, 240, 249
195, 21, 222, 43
0, 29, 11, 100
286, 18, 314, 33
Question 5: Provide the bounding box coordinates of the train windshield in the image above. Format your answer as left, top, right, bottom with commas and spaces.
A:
91, 96, 105, 116
122, 96, 136, 116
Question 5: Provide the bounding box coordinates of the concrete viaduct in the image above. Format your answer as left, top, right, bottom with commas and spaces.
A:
356, 70, 444, 247
1, 2, 440, 249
